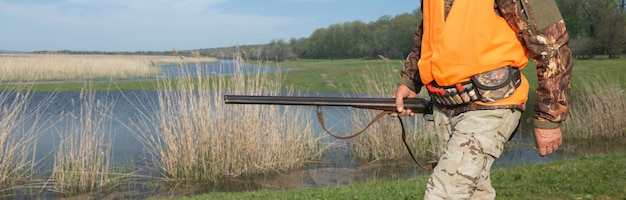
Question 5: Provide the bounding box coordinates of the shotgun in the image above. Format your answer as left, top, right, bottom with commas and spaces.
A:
223, 95, 435, 170
223, 95, 433, 114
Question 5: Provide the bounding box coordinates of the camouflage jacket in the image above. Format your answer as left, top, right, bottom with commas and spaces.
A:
401, 0, 573, 129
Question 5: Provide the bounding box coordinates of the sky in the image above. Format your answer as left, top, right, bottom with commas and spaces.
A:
1, 0, 418, 52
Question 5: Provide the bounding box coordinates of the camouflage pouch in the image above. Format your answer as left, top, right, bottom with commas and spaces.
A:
471, 66, 521, 103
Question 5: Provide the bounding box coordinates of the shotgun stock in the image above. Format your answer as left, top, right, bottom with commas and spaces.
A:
223, 95, 433, 114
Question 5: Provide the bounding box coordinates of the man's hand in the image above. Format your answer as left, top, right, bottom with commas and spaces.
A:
391, 84, 417, 117
533, 127, 563, 157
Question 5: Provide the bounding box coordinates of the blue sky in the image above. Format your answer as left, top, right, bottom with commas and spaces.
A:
1, 0, 418, 52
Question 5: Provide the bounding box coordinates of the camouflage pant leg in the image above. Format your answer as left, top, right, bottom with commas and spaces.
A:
424, 109, 521, 200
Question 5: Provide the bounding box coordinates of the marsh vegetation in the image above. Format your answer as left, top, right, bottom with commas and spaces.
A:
0, 54, 624, 199
0, 54, 217, 82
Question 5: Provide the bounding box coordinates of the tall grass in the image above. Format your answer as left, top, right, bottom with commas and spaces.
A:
132, 56, 323, 182
0, 90, 42, 188
563, 74, 626, 140
49, 87, 116, 194
340, 59, 436, 163
0, 54, 216, 82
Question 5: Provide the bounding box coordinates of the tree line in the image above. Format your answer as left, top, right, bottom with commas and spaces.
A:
201, 9, 422, 61
203, 0, 626, 61
37, 1, 626, 60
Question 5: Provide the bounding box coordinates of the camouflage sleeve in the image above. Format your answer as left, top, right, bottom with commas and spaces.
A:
497, 0, 573, 128
400, 22, 425, 94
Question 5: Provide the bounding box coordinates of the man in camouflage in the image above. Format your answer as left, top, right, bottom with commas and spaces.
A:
392, 0, 573, 199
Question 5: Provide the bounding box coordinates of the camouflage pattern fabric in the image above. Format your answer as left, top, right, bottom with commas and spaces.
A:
401, 0, 572, 125
471, 66, 521, 103
496, 0, 573, 123
426, 108, 522, 200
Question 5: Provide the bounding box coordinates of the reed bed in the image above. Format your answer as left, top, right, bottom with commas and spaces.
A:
0, 91, 42, 189
49, 87, 117, 195
0, 54, 215, 82
131, 56, 323, 182
563, 74, 626, 140
342, 60, 437, 162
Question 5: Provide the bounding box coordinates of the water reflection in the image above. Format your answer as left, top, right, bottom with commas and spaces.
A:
156, 60, 288, 79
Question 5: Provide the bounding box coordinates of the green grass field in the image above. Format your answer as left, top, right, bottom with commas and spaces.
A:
3, 57, 623, 93
152, 152, 626, 200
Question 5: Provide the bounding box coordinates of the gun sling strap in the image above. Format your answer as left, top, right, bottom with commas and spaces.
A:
315, 106, 435, 170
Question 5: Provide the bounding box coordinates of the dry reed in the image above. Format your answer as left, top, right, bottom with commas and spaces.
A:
0, 54, 216, 82
0, 90, 43, 189
345, 62, 437, 162
563, 74, 626, 140
131, 56, 323, 182
49, 87, 115, 194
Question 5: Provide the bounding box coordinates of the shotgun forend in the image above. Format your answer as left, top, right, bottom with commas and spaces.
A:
223, 95, 433, 114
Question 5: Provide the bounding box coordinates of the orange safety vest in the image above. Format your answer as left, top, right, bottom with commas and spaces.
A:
418, 0, 530, 106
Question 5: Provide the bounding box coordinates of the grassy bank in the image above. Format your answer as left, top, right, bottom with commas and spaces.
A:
8, 55, 623, 92
2, 56, 624, 92
154, 152, 626, 200
269, 58, 626, 93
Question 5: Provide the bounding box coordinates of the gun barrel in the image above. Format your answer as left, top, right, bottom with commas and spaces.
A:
224, 95, 433, 114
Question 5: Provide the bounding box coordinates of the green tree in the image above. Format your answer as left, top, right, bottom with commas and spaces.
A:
558, 0, 626, 58
263, 39, 296, 61
367, 11, 421, 59
299, 11, 419, 59
304, 28, 330, 58
288, 37, 306, 59
343, 21, 372, 58
557, 0, 589, 37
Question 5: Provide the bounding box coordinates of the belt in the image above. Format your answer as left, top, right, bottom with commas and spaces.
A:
427, 66, 522, 106
426, 81, 479, 106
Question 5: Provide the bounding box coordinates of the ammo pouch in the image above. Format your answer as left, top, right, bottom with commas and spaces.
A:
426, 66, 521, 106
471, 66, 521, 103
426, 81, 479, 106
